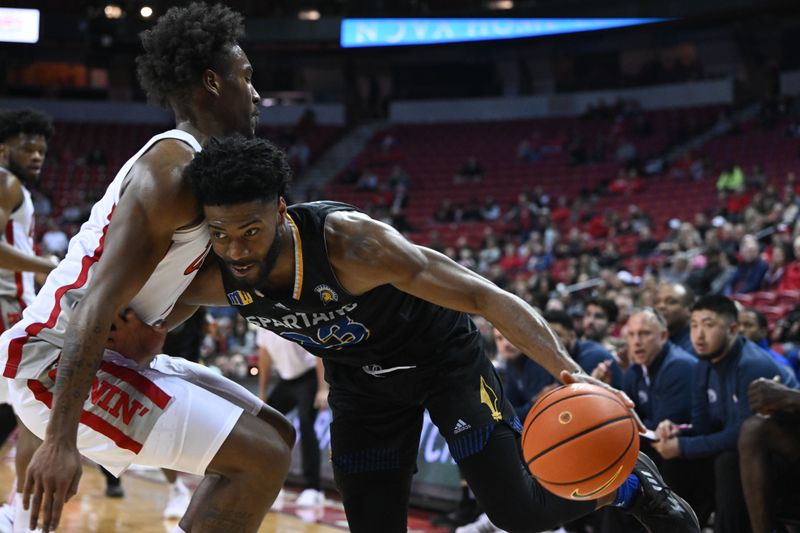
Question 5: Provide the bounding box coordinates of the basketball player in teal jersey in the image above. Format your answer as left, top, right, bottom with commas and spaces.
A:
172, 136, 701, 533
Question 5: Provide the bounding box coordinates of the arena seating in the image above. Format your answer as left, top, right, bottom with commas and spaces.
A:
37, 121, 342, 217
326, 106, 723, 242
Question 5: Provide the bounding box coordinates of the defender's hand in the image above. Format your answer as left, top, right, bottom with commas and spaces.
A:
23, 439, 82, 532
106, 308, 166, 365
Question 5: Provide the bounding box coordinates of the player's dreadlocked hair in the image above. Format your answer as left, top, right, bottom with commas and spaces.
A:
0, 109, 54, 143
186, 136, 292, 206
136, 2, 244, 109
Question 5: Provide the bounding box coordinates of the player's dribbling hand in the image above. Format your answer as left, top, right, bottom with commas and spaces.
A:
23, 438, 82, 533
559, 370, 644, 432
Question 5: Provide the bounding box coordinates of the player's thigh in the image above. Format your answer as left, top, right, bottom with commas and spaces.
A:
149, 353, 261, 415
328, 390, 423, 533
328, 387, 423, 481
425, 349, 521, 463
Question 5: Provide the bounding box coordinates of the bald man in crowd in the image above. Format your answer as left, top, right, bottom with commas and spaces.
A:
655, 282, 696, 356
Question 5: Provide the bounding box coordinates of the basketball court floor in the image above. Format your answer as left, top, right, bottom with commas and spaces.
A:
0, 441, 451, 532
0, 458, 343, 532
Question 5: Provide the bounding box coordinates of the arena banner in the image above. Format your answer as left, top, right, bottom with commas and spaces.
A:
287, 409, 462, 502
0, 8, 40, 43
341, 18, 669, 48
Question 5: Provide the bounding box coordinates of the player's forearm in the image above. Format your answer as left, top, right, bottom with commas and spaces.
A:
483, 291, 583, 380
46, 301, 114, 442
0, 244, 55, 274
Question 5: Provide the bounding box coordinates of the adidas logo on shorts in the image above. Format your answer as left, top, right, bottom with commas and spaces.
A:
453, 419, 471, 435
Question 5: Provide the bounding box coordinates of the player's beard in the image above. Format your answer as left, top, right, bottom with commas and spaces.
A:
227, 225, 283, 291
7, 156, 34, 183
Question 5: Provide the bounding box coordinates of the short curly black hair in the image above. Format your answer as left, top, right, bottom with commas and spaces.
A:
136, 2, 245, 108
186, 136, 291, 206
0, 109, 54, 143
585, 297, 619, 323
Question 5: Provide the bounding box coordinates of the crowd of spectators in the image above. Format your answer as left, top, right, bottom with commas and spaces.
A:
335, 98, 800, 366
334, 96, 800, 532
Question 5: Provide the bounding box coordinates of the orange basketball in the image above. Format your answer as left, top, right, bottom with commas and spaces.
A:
521, 383, 639, 501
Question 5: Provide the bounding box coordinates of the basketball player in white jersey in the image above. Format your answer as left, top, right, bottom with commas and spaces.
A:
0, 4, 293, 532
0, 108, 57, 334
0, 109, 58, 533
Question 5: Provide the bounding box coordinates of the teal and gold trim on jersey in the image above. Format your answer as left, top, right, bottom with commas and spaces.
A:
286, 213, 304, 301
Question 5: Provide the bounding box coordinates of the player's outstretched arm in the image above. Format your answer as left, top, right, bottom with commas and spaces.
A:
0, 172, 57, 274
326, 211, 586, 381
23, 141, 198, 533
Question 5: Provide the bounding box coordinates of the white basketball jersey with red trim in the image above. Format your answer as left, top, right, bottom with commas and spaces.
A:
0, 180, 35, 306
0, 129, 211, 379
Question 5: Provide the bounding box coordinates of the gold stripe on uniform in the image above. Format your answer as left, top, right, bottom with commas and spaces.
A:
286, 214, 304, 300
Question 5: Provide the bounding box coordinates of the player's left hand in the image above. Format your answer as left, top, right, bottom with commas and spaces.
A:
560, 370, 645, 432
106, 308, 166, 365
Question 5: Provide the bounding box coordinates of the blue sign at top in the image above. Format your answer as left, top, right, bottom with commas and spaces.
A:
341, 18, 670, 48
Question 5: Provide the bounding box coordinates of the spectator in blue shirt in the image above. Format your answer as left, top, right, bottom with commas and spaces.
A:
656, 282, 696, 356
544, 310, 623, 388
726, 235, 769, 295
624, 309, 697, 431
738, 378, 800, 533
653, 295, 798, 533
621, 309, 704, 527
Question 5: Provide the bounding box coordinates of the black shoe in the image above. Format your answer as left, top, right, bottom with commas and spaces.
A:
626, 453, 700, 533
105, 483, 125, 498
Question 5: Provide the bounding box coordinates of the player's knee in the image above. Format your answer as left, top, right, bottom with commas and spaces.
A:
257, 404, 296, 448
251, 423, 292, 480
210, 414, 292, 485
